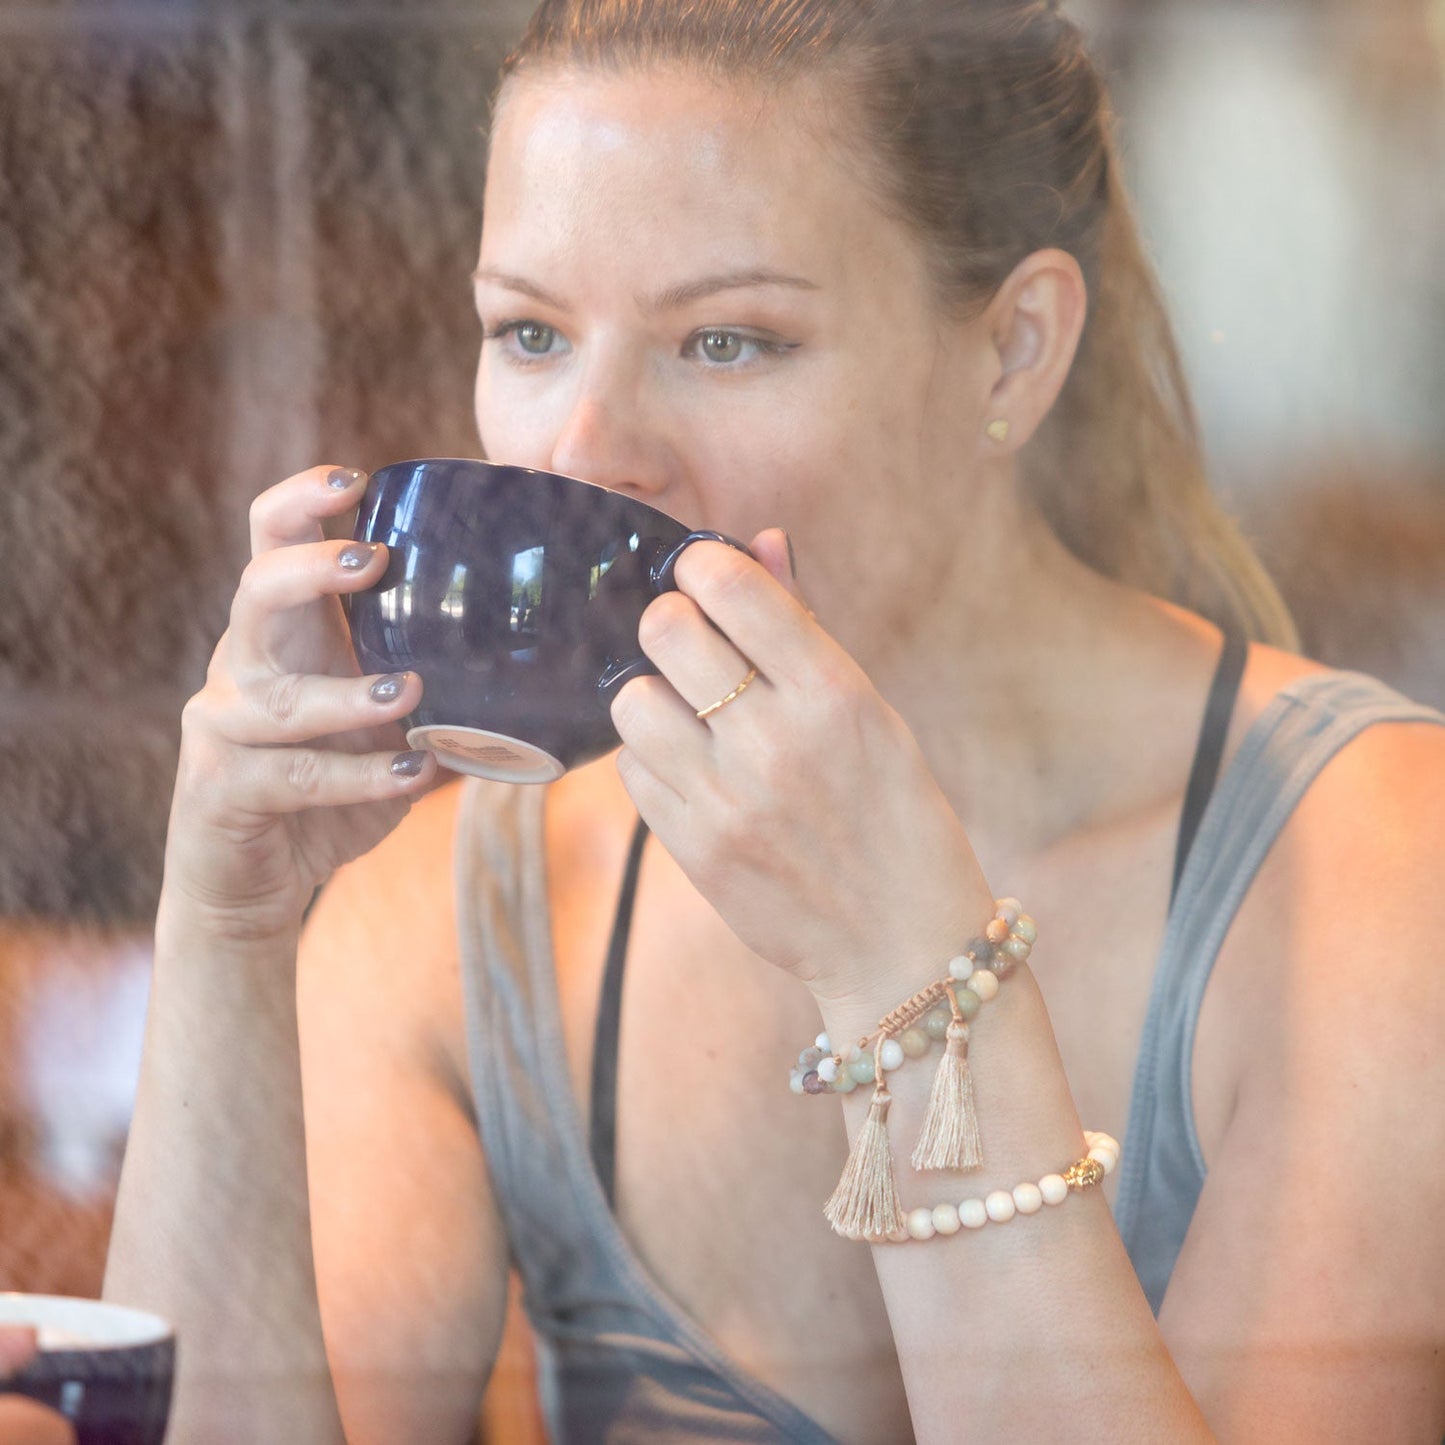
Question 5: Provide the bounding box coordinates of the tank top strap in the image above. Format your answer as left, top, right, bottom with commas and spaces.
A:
1114, 670, 1445, 1312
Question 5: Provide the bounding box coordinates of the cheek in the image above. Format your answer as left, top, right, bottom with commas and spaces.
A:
473, 354, 561, 469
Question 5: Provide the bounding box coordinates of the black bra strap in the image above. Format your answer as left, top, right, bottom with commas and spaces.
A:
588, 815, 650, 1207
1170, 628, 1249, 908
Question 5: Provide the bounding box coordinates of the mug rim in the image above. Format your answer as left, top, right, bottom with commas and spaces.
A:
369, 457, 687, 529
0, 1293, 175, 1350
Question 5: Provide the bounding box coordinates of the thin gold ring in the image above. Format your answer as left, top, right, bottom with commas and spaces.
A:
696, 666, 759, 721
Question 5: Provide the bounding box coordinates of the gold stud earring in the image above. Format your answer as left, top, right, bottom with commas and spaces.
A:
986, 419, 1011, 444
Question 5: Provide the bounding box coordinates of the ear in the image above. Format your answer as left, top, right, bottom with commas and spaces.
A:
978, 248, 1088, 453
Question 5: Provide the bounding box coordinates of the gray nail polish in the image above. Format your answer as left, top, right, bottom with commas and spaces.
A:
785, 530, 798, 579
339, 543, 376, 570
391, 750, 428, 778
327, 466, 367, 490
370, 674, 405, 703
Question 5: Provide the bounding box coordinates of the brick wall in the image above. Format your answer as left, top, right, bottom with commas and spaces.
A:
0, 0, 533, 923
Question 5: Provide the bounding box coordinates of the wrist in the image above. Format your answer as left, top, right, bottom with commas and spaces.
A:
808, 893, 1033, 1051
154, 885, 303, 973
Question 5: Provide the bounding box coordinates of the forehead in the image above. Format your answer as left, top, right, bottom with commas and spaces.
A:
481, 66, 924, 292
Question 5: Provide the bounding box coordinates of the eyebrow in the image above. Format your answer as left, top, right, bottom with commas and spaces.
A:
471, 265, 818, 314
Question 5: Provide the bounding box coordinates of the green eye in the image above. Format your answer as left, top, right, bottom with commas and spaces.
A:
516, 322, 556, 355
699, 330, 744, 363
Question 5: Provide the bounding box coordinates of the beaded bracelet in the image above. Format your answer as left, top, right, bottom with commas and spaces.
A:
785, 898, 1042, 1241
790, 897, 1034, 1093
860, 1132, 1121, 1245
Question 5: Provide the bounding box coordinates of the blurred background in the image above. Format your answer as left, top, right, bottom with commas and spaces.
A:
0, 0, 1441, 1439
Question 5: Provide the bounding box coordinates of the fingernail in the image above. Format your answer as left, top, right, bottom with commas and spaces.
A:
327, 466, 367, 490
390, 750, 428, 778
339, 543, 377, 570
370, 673, 407, 703
784, 530, 798, 579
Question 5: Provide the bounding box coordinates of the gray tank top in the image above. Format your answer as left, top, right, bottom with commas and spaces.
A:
454, 669, 1443, 1443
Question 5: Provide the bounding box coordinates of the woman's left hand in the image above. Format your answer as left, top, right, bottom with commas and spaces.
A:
611, 531, 995, 1006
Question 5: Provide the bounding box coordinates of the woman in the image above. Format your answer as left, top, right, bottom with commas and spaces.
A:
104, 1, 1445, 1441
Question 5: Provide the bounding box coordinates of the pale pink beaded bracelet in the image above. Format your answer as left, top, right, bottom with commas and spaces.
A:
877, 1131, 1121, 1244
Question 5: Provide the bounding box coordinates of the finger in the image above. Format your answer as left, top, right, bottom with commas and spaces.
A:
215, 743, 438, 815
0, 1325, 38, 1376
610, 674, 707, 793
748, 527, 800, 597
206, 669, 422, 747
227, 538, 388, 674
249, 464, 369, 556
0, 1396, 76, 1445
615, 745, 685, 834
637, 590, 768, 721
670, 540, 829, 686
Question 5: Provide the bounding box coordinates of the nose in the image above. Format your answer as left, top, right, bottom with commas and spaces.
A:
548, 376, 676, 502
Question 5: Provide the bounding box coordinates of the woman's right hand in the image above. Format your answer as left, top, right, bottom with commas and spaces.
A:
163, 464, 441, 941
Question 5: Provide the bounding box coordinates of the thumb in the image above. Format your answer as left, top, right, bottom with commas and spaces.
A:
748, 527, 806, 604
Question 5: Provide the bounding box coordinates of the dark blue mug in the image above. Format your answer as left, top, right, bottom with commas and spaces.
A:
0, 1294, 175, 1445
346, 458, 747, 782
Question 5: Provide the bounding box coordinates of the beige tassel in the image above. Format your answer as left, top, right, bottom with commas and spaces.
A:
910, 1016, 983, 1172
824, 1085, 904, 1241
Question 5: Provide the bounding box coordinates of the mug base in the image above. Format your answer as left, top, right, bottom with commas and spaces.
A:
408, 724, 566, 784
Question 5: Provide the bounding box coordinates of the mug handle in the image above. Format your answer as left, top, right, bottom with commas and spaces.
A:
596, 530, 751, 704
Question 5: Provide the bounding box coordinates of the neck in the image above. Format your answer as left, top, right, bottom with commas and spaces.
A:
818, 486, 1220, 876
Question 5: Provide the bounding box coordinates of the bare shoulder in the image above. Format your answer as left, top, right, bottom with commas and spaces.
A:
1166, 660, 1445, 1435
1223, 645, 1445, 1051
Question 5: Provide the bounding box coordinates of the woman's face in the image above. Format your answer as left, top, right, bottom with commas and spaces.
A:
475, 66, 995, 645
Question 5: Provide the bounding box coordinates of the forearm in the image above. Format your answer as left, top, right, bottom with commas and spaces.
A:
104, 897, 345, 1445
817, 966, 1214, 1444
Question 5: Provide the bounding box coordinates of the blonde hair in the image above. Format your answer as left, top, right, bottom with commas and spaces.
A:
502, 0, 1299, 646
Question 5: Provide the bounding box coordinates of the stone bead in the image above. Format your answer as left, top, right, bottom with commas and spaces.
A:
1014, 915, 1037, 945
965, 969, 1000, 1003
879, 1038, 905, 1072
1003, 936, 1031, 961
995, 900, 1021, 929
947, 953, 974, 982
887, 1224, 911, 1244
932, 1202, 961, 1236
899, 1027, 930, 1059
789, 1073, 806, 1096
985, 918, 1010, 945
958, 1198, 989, 1229
802, 1071, 827, 1095
1088, 1146, 1119, 1176
954, 988, 981, 1021
906, 1208, 937, 1241
817, 1057, 839, 1083
799, 1046, 825, 1070
1039, 1173, 1069, 1205
833, 1068, 858, 1094
924, 1006, 951, 1041
815, 1032, 832, 1053
1012, 1182, 1044, 1215
984, 1190, 1017, 1223
849, 1053, 877, 1084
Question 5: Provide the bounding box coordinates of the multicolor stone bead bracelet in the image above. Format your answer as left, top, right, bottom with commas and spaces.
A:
868, 1131, 1121, 1245
783, 898, 1048, 1240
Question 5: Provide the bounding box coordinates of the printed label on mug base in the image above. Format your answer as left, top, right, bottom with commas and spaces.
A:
409, 725, 566, 784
